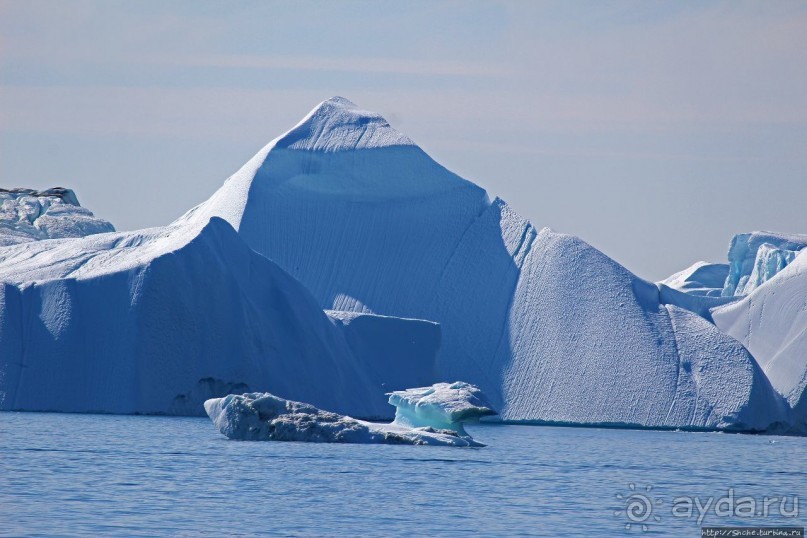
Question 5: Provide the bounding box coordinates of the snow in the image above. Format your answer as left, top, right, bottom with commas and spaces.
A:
662, 233, 807, 433
275, 96, 415, 152
722, 232, 807, 296
655, 262, 738, 321
461, 222, 787, 431
660, 261, 728, 297
712, 250, 807, 433
204, 391, 484, 446
388, 382, 496, 435
176, 97, 790, 433
0, 188, 114, 246
0, 217, 436, 418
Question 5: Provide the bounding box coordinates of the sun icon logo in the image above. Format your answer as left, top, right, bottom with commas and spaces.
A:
614, 483, 663, 532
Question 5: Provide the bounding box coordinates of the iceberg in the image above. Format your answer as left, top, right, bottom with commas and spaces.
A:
0, 216, 440, 418
177, 97, 789, 433
712, 249, 807, 433
0, 187, 114, 246
1, 99, 798, 435
722, 232, 807, 296
388, 382, 496, 435
204, 391, 484, 447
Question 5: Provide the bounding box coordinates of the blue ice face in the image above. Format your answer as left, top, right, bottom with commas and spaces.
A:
388, 382, 496, 435
723, 232, 807, 296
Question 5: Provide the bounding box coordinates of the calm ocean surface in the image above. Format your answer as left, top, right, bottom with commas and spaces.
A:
1, 412, 804, 537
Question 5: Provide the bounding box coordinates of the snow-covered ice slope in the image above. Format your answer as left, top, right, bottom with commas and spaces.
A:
179, 97, 789, 432
0, 217, 400, 417
432, 216, 787, 430
660, 261, 729, 297
712, 250, 807, 432
722, 232, 807, 296
205, 391, 484, 446
0, 188, 114, 246
177, 97, 490, 316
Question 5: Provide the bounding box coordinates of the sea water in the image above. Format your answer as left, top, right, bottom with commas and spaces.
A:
1, 412, 804, 536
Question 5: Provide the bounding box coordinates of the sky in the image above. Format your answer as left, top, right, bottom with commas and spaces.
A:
1, 0, 805, 280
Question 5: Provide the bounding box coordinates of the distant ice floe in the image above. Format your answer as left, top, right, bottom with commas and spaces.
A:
0, 187, 114, 246
205, 382, 495, 447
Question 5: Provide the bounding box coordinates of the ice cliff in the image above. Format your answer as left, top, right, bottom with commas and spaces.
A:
326, 310, 440, 392
722, 232, 807, 296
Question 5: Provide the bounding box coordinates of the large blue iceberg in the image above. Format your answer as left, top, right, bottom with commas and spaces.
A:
175, 97, 790, 433
0, 97, 800, 435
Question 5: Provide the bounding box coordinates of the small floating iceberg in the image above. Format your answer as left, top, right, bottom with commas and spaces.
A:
204, 382, 496, 447
388, 381, 497, 435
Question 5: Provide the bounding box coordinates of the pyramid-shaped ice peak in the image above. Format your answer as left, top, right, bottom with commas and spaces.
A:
273, 96, 416, 152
